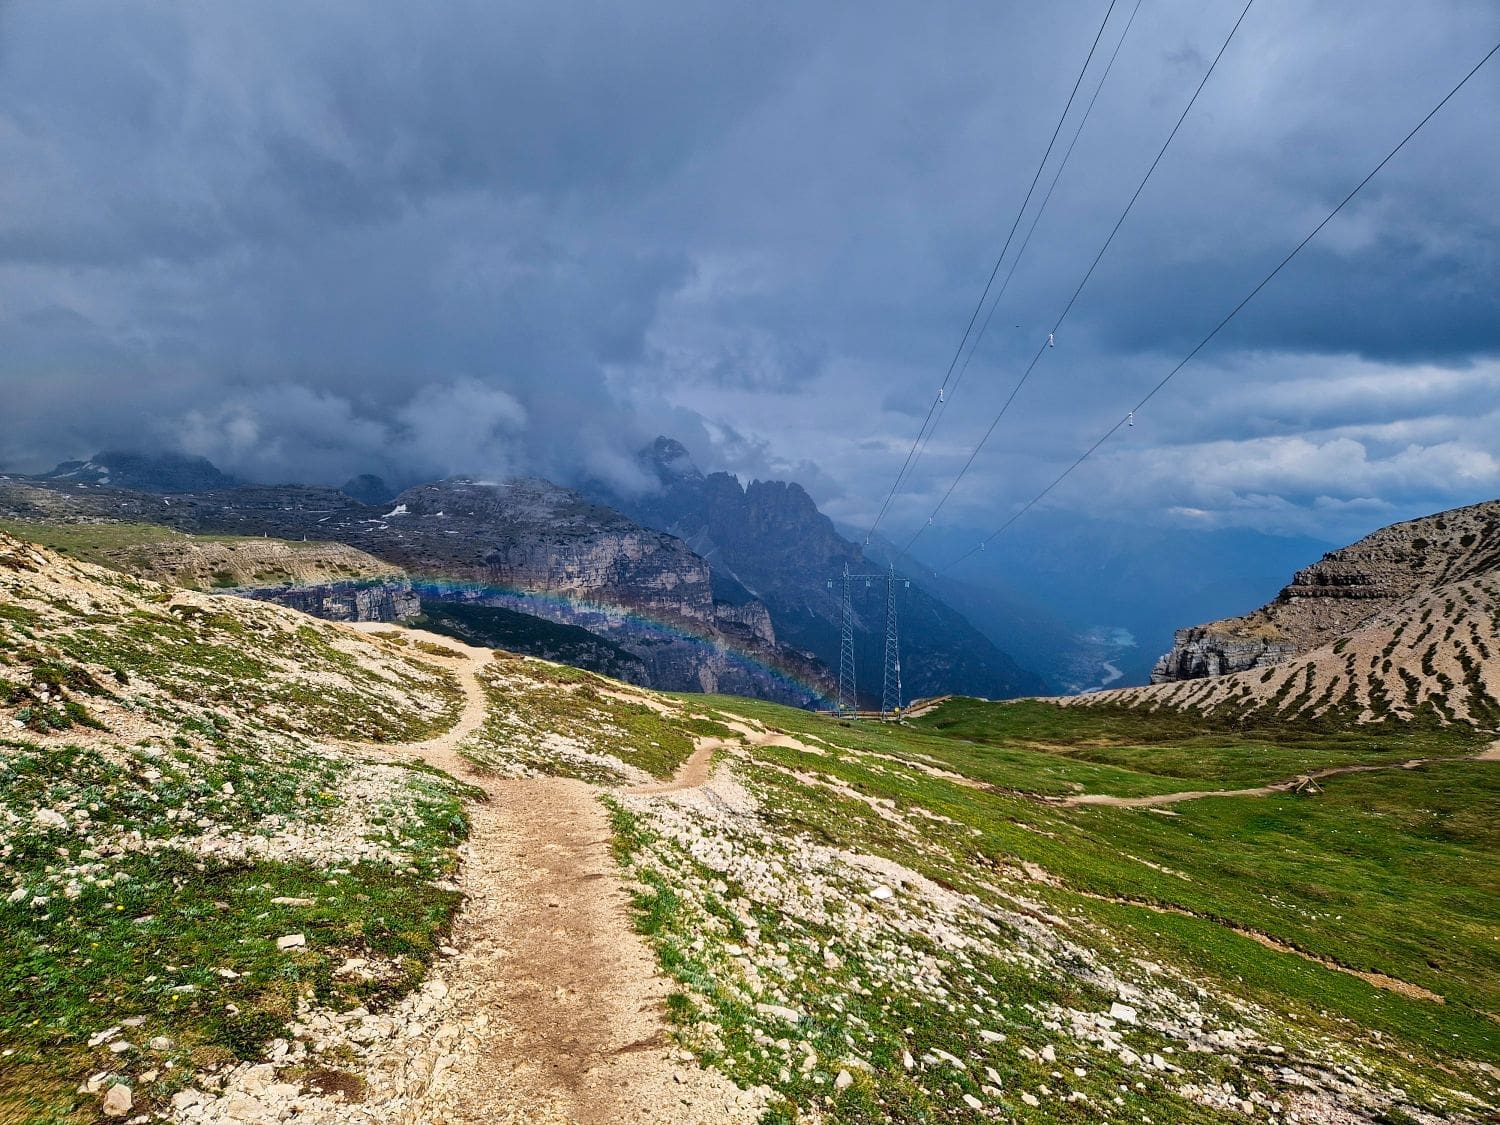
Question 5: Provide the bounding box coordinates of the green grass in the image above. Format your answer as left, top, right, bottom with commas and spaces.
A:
464, 654, 697, 781
606, 799, 1244, 1123
668, 693, 1500, 1114
0, 731, 475, 1122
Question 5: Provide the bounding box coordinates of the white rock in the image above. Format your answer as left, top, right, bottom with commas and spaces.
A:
276, 933, 306, 950
834, 1070, 853, 1090
869, 885, 894, 901
101, 1085, 132, 1117
978, 1029, 1005, 1043
754, 1003, 802, 1023
1021, 1092, 1040, 1107
962, 1093, 983, 1110
1040, 1044, 1056, 1063
34, 808, 68, 831
1108, 1002, 1138, 1025
87, 1026, 122, 1048
238, 1064, 276, 1094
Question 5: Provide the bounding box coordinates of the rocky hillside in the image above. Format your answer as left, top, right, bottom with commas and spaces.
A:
0, 517, 421, 622
593, 437, 1045, 703
1077, 566, 1500, 726
0, 530, 476, 1121
2, 528, 1495, 1122
0, 470, 829, 706
1152, 500, 1500, 682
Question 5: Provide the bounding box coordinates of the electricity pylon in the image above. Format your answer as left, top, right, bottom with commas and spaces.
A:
837, 565, 857, 715
882, 565, 902, 715
829, 565, 908, 718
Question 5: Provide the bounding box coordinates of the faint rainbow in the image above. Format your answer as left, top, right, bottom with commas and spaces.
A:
228, 573, 830, 707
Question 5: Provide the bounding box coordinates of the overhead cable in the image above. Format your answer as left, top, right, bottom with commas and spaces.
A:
861, 0, 1120, 549
900, 0, 1258, 555
941, 36, 1500, 572
908, 0, 1146, 481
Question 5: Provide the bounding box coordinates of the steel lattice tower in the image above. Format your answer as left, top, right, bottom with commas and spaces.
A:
837, 565, 857, 714
882, 566, 902, 715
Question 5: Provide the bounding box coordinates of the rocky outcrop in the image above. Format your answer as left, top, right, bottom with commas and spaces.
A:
95, 536, 407, 593
1151, 499, 1500, 682
1149, 628, 1296, 683
341, 473, 395, 505
234, 580, 420, 623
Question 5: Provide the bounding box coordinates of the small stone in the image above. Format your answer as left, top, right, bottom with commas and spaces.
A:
754, 1003, 802, 1023
1040, 1044, 1056, 1063
101, 1085, 132, 1117
1108, 1002, 1138, 1025
276, 933, 306, 950
270, 896, 314, 906
239, 1064, 275, 1094
869, 885, 894, 901
834, 1070, 853, 1091
962, 1093, 983, 1110
979, 1029, 1005, 1043
1021, 1092, 1040, 1108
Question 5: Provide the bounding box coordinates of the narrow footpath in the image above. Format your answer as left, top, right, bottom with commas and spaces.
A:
343, 625, 756, 1125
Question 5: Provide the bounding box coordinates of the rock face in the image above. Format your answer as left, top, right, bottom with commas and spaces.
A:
1151, 499, 1500, 682
236, 579, 421, 623
592, 437, 1044, 704
0, 470, 830, 705
1150, 628, 1297, 682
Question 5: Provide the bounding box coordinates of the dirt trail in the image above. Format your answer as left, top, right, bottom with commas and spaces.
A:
342, 624, 755, 1124
630, 741, 722, 795
1060, 744, 1500, 809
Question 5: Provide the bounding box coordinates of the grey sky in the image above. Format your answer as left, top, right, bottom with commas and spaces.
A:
2, 0, 1496, 548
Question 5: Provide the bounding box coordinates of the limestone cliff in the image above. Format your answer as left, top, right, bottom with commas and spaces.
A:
1151, 499, 1500, 682
0, 473, 830, 705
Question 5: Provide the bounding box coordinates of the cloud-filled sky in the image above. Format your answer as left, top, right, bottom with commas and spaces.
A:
2, 0, 1497, 551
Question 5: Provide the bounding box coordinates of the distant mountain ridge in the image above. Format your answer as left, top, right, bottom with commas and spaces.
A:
0, 458, 829, 705
589, 437, 1045, 703
8, 445, 1047, 704
38, 450, 236, 493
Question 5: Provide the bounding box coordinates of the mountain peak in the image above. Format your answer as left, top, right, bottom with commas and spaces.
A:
38, 449, 235, 493
640, 436, 703, 483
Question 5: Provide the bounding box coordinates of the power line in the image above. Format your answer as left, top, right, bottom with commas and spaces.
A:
862, 0, 1120, 549
942, 35, 1500, 572
907, 0, 1146, 483
900, 0, 1258, 555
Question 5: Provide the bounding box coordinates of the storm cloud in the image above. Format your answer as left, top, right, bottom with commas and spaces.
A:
1, 0, 1496, 544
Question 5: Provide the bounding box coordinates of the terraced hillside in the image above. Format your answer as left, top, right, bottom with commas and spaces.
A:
1079, 558, 1500, 727
2, 528, 1496, 1123
1154, 501, 1500, 682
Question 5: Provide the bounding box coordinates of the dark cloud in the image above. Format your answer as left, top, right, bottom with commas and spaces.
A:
0, 0, 1496, 549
